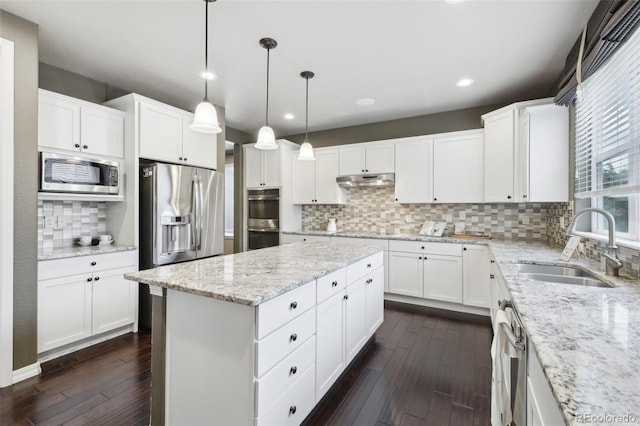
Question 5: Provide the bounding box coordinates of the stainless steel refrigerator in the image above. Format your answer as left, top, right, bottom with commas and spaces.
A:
138, 160, 224, 327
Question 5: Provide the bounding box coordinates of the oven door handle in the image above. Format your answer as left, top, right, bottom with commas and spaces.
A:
248, 228, 280, 233
497, 299, 525, 352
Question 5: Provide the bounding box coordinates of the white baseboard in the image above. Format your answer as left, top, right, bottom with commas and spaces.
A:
384, 293, 490, 317
37, 325, 136, 364
13, 362, 41, 384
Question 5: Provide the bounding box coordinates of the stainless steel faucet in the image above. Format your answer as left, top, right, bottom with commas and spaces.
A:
566, 208, 623, 276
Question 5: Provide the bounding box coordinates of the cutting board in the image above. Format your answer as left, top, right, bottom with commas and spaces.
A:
448, 233, 492, 240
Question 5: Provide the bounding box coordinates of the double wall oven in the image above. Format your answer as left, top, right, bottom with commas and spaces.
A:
247, 188, 280, 250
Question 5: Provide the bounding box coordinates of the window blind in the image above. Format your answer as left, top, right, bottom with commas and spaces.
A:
574, 25, 640, 198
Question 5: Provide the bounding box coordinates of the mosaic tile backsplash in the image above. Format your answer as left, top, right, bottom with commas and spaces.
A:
38, 200, 107, 250
302, 187, 640, 279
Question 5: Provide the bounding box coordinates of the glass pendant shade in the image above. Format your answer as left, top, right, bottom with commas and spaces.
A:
191, 100, 222, 134
297, 141, 315, 161
256, 125, 278, 150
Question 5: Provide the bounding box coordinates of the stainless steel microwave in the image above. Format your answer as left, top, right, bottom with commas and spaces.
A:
40, 152, 120, 195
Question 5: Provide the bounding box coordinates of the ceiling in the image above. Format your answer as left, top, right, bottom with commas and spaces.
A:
2, 0, 598, 138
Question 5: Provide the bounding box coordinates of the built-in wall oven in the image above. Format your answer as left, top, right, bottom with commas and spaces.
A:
247, 188, 280, 250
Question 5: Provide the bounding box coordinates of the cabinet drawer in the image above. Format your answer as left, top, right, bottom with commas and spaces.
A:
317, 268, 346, 304
39, 250, 136, 281
256, 280, 316, 340
255, 308, 316, 378
255, 363, 315, 426
388, 240, 462, 256
346, 252, 384, 284
255, 336, 316, 416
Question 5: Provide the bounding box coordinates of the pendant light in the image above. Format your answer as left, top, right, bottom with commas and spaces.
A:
191, 0, 222, 134
297, 71, 316, 161
256, 38, 278, 150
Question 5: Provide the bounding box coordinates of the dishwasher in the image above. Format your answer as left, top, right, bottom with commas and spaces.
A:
493, 299, 527, 426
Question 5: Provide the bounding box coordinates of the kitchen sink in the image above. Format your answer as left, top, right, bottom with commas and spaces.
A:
515, 263, 614, 288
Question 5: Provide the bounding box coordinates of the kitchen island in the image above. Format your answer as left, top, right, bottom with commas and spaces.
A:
125, 241, 384, 426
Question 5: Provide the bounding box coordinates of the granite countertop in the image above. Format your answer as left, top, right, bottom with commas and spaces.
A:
124, 241, 382, 306
488, 240, 640, 425
38, 244, 137, 261
283, 229, 489, 245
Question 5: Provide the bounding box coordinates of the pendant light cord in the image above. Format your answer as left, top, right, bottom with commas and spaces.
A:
305, 76, 309, 142
265, 48, 270, 126
204, 0, 209, 102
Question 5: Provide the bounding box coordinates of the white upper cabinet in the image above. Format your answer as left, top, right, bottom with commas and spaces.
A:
394, 137, 433, 204
182, 115, 217, 170
433, 130, 484, 203
482, 98, 568, 203
39, 89, 124, 158
518, 104, 569, 202
483, 109, 515, 202
139, 101, 217, 169
339, 141, 395, 175
292, 148, 346, 204
244, 145, 282, 188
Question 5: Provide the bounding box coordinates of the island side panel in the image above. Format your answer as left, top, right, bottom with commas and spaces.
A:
166, 289, 256, 425
150, 291, 166, 426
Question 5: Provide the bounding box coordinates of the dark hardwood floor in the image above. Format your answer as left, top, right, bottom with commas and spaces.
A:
0, 304, 492, 425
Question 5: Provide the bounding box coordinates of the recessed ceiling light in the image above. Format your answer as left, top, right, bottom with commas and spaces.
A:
284, 113, 295, 120
199, 71, 217, 80
456, 78, 474, 87
356, 98, 375, 107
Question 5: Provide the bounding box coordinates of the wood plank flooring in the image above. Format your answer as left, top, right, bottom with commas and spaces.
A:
0, 304, 492, 425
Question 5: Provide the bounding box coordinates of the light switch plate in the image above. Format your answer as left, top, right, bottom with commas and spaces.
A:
44, 216, 55, 229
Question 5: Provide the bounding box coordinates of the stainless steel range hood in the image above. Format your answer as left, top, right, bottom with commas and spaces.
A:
336, 173, 395, 188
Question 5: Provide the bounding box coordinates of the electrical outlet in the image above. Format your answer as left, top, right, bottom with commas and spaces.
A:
445, 214, 452, 222
404, 214, 413, 223
44, 216, 55, 229
57, 216, 66, 228
520, 216, 530, 225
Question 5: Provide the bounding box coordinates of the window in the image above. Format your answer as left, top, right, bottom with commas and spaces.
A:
575, 26, 640, 242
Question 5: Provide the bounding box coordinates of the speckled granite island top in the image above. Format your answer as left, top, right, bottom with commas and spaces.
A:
489, 241, 640, 425
124, 241, 382, 306
283, 229, 489, 244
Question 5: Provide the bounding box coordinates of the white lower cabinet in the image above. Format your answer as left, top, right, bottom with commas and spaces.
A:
37, 251, 137, 353
345, 278, 367, 362
462, 244, 492, 308
423, 254, 462, 304
316, 290, 346, 397
526, 343, 564, 426
388, 251, 423, 297
365, 267, 384, 336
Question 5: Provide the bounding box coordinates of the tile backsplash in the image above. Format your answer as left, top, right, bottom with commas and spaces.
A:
38, 200, 107, 250
302, 187, 639, 279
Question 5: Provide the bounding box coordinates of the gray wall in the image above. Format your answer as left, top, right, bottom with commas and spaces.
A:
282, 103, 505, 147
0, 10, 39, 371
225, 128, 253, 253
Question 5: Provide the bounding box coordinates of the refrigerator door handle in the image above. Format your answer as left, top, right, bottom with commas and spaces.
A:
195, 177, 203, 251
191, 178, 198, 252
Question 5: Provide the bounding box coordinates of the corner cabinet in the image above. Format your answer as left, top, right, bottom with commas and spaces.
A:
38, 89, 125, 159
37, 250, 138, 354
482, 98, 568, 203
292, 148, 346, 204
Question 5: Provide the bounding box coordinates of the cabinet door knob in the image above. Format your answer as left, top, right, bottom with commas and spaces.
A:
82, 145, 88, 149
183, 158, 187, 161
331, 280, 338, 287
418, 256, 422, 260
523, 195, 527, 198
395, 198, 398, 202
87, 277, 93, 282
94, 276, 100, 281
463, 247, 467, 251
490, 274, 496, 279
507, 195, 512, 199
365, 169, 369, 172
289, 406, 297, 415
361, 169, 365, 172
290, 301, 298, 310
433, 197, 437, 201
343, 294, 349, 300
490, 260, 495, 264
290, 366, 297, 375
74, 143, 80, 148
90, 261, 97, 266
179, 157, 183, 161
290, 333, 297, 342
421, 246, 425, 250
367, 263, 372, 268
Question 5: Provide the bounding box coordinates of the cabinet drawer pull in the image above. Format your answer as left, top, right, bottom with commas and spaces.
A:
74, 143, 80, 148
289, 406, 297, 415
87, 277, 93, 282
83, 145, 88, 149
507, 195, 512, 199
490, 260, 495, 264
94, 276, 100, 281
183, 158, 187, 161
290, 333, 297, 342
331, 280, 338, 287
179, 157, 183, 161
290, 301, 298, 310
421, 246, 425, 249
90, 261, 97, 266
419, 256, 422, 260
290, 366, 297, 375
490, 274, 496, 279
366, 263, 372, 268
343, 294, 349, 300
463, 247, 467, 251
